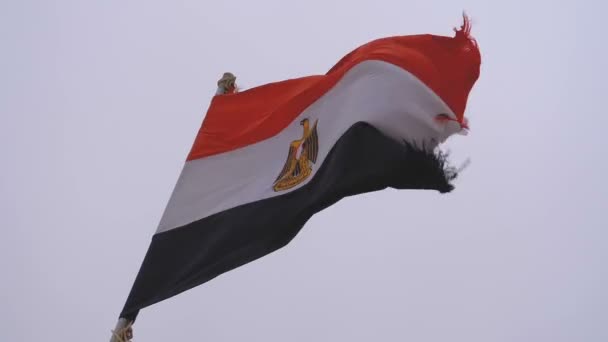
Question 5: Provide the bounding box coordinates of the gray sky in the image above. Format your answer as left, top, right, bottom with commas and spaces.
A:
2, 0, 607, 341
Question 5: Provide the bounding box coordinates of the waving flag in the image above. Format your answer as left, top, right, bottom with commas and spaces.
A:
115, 16, 481, 330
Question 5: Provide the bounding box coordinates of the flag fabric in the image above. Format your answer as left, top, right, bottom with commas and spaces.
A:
119, 16, 481, 321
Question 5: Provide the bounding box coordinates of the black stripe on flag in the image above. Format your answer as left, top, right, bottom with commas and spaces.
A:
120, 122, 457, 320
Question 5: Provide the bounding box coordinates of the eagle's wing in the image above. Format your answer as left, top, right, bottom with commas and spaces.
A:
303, 120, 319, 164
274, 143, 298, 183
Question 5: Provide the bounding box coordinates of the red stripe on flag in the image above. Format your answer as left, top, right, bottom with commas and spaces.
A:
187, 18, 480, 161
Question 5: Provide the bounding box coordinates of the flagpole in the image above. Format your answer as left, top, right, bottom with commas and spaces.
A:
109, 318, 133, 342
108, 73, 236, 341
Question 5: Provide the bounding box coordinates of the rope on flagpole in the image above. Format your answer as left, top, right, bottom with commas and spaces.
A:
110, 318, 133, 342
216, 72, 238, 95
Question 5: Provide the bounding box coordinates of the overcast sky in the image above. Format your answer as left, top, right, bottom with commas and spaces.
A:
2, 0, 607, 341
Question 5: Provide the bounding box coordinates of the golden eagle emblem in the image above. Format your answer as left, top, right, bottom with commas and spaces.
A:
272, 118, 319, 192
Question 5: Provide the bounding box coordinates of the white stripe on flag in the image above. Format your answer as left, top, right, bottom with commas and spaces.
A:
157, 60, 461, 233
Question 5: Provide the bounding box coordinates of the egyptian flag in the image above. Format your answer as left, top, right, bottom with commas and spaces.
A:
119, 16, 481, 321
